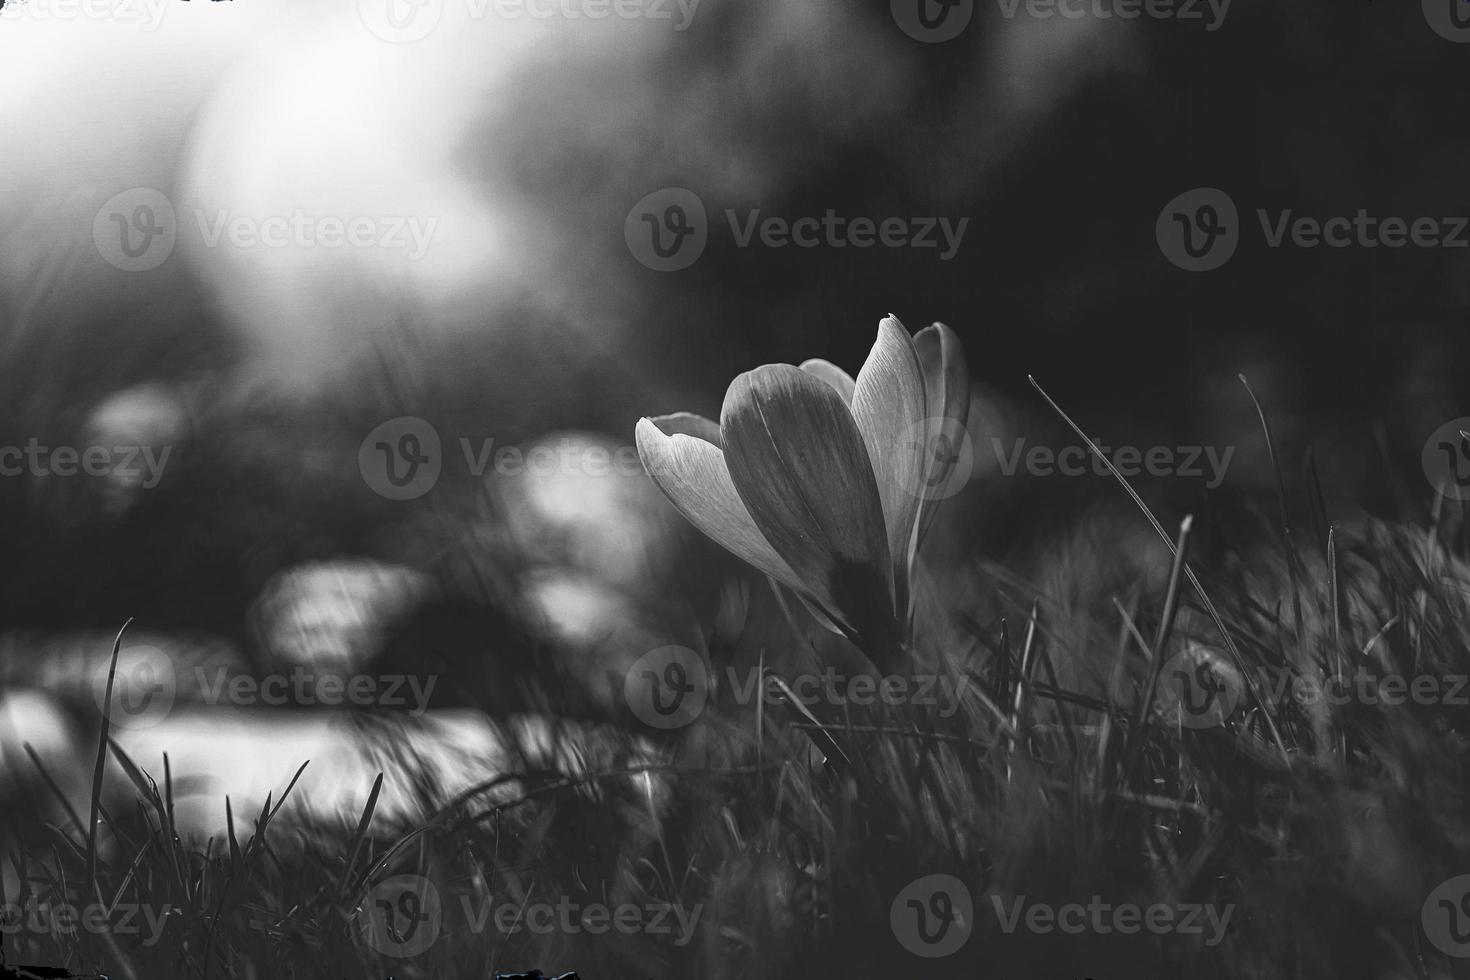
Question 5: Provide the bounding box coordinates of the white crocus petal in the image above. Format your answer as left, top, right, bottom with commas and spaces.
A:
849, 315, 928, 615
913, 322, 971, 549
635, 417, 805, 598
721, 364, 902, 667
799, 359, 856, 405
647, 411, 721, 448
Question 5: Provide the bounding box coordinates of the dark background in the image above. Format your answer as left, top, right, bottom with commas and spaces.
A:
0, 0, 1465, 635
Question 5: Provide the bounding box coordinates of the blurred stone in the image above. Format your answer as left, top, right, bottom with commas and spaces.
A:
521, 567, 684, 722
248, 560, 434, 675
0, 688, 77, 788
0, 689, 87, 849
109, 707, 661, 840
84, 383, 192, 515
24, 382, 194, 529
489, 430, 683, 597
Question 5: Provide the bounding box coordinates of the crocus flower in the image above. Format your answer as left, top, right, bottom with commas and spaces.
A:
636, 316, 969, 671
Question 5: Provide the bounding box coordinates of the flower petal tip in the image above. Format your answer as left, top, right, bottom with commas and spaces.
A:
644, 412, 721, 446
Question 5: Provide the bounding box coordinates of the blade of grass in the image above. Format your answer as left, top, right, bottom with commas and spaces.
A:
1121, 516, 1194, 783
765, 670, 854, 772
1305, 445, 1329, 558
337, 772, 385, 898
1006, 601, 1040, 783
23, 744, 86, 841
1327, 525, 1347, 761
86, 617, 135, 894
1029, 376, 1291, 765
756, 647, 766, 803
995, 619, 1012, 708
225, 796, 241, 867
1093, 596, 1141, 793
1239, 374, 1305, 639
1034, 645, 1079, 763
